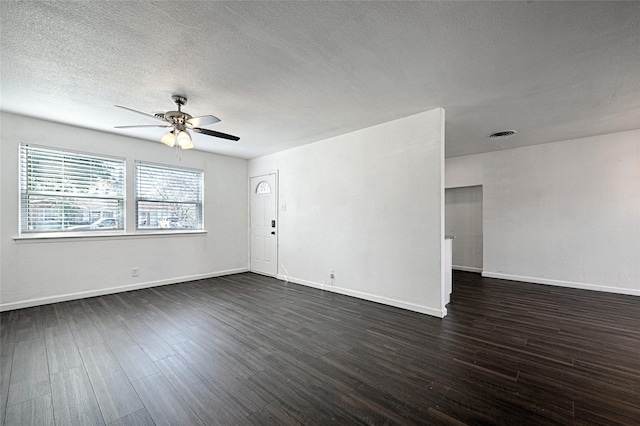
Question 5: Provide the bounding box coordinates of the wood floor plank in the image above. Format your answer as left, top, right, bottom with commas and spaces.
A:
79, 343, 144, 424
69, 319, 105, 349
172, 339, 270, 415
6, 337, 49, 407
131, 373, 204, 426
188, 310, 260, 353
145, 303, 195, 330
106, 409, 155, 426
179, 325, 259, 379
39, 305, 62, 330
121, 319, 176, 362
100, 327, 158, 381
573, 396, 640, 426
136, 310, 183, 345
0, 319, 16, 358
80, 298, 126, 332
44, 324, 83, 375
155, 355, 245, 425
246, 402, 300, 426
246, 368, 356, 425
14, 322, 43, 343
0, 355, 13, 426
50, 367, 104, 426
4, 394, 54, 426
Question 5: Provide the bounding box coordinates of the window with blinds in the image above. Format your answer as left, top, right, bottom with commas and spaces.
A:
20, 145, 125, 233
135, 162, 203, 230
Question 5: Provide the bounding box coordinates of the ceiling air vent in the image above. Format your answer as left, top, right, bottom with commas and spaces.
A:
487, 130, 517, 139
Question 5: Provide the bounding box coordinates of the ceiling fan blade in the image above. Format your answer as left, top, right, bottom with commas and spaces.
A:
115, 124, 171, 129
115, 105, 166, 122
187, 115, 221, 127
192, 127, 240, 141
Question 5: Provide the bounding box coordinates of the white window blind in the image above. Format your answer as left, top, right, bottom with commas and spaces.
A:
135, 162, 203, 230
20, 145, 125, 233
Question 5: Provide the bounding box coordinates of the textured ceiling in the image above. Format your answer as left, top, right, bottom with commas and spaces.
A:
1, 1, 639, 159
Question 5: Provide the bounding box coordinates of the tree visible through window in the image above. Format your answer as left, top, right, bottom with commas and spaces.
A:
19, 145, 125, 233
135, 162, 203, 230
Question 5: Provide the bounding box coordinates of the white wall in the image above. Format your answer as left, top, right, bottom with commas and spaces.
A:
445, 186, 483, 272
249, 109, 447, 317
0, 113, 249, 310
446, 129, 640, 295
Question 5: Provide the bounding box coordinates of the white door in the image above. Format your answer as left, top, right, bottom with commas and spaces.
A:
250, 173, 278, 276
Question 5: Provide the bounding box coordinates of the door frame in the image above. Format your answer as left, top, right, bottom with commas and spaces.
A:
248, 170, 279, 277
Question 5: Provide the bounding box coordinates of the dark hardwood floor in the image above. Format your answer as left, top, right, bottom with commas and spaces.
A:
1, 271, 639, 425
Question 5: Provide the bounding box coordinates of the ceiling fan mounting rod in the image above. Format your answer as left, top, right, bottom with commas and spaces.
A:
172, 95, 187, 111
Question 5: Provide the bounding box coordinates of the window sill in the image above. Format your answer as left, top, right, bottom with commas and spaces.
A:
13, 230, 207, 243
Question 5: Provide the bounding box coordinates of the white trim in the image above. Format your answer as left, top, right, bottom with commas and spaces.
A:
481, 271, 640, 297
14, 230, 207, 243
0, 268, 248, 312
277, 274, 447, 318
453, 265, 483, 273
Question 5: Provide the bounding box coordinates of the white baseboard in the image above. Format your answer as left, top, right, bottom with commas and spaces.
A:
0, 268, 249, 312
481, 271, 640, 297
453, 265, 483, 273
277, 274, 447, 318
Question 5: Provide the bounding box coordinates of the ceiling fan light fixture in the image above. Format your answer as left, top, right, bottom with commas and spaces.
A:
161, 130, 176, 147
177, 130, 192, 148
180, 140, 194, 150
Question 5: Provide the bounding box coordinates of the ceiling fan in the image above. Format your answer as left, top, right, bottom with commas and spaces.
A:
115, 95, 239, 150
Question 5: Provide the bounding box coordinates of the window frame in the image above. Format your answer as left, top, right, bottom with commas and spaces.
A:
134, 161, 205, 233
18, 144, 126, 237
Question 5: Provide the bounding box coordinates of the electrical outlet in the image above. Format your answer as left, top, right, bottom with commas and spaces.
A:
330, 269, 335, 279
132, 268, 139, 277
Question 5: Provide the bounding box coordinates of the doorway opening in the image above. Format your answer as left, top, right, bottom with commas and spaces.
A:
445, 185, 483, 273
